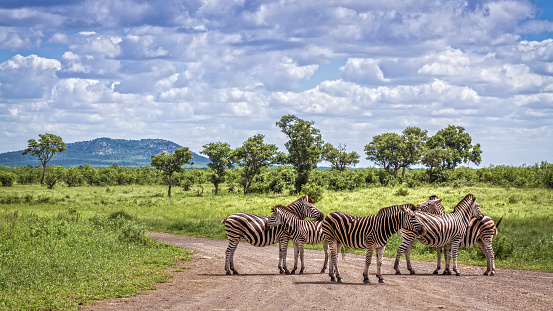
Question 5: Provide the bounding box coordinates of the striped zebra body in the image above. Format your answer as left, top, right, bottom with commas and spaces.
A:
222, 195, 323, 275
456, 215, 501, 276
322, 204, 424, 284
266, 204, 329, 274
393, 194, 484, 276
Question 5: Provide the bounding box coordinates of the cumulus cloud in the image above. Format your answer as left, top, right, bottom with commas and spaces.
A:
0, 0, 552, 166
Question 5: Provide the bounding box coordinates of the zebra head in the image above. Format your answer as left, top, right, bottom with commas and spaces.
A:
401, 205, 425, 235
458, 194, 484, 221
416, 197, 444, 215
266, 205, 287, 230
288, 195, 324, 221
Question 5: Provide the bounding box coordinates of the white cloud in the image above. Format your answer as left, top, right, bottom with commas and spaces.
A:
0, 0, 552, 166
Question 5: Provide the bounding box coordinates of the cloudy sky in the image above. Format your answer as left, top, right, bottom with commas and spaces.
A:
1, 0, 552, 167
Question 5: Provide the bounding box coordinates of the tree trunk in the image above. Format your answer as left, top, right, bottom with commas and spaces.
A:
401, 167, 406, 179
168, 174, 172, 198
40, 164, 46, 184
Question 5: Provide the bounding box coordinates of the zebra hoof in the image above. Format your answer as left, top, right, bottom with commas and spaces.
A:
226, 271, 231, 275
337, 278, 343, 283
363, 279, 370, 284
290, 270, 296, 275
483, 272, 488, 276
320, 269, 326, 274
433, 270, 439, 275
395, 271, 401, 275
378, 279, 385, 284
409, 270, 416, 275
233, 271, 239, 275
285, 271, 291, 275
299, 270, 304, 275
490, 272, 495, 276
330, 277, 336, 282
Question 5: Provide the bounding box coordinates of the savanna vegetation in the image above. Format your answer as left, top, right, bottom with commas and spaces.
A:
1, 164, 552, 310
1, 117, 551, 310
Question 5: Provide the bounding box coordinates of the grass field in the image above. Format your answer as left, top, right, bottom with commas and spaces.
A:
1, 183, 552, 310
2, 183, 552, 269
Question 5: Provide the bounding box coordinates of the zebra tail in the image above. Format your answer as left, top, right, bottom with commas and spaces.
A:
495, 216, 503, 231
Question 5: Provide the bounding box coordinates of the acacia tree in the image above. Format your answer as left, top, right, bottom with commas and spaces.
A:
276, 115, 324, 193
364, 132, 404, 177
151, 147, 194, 197
424, 125, 482, 169
201, 142, 233, 195
398, 127, 427, 178
421, 125, 482, 183
322, 143, 360, 172
21, 133, 66, 184
232, 134, 280, 194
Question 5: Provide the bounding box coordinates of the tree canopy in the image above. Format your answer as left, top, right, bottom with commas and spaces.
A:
21, 133, 66, 184
151, 147, 194, 197
322, 143, 360, 171
201, 142, 233, 195
276, 114, 324, 192
232, 134, 280, 194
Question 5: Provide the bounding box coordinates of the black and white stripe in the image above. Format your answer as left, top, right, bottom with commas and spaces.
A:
222, 195, 323, 275
322, 204, 424, 283
393, 194, 484, 276
266, 204, 329, 274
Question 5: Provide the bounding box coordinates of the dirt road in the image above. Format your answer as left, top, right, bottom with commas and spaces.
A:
84, 232, 553, 311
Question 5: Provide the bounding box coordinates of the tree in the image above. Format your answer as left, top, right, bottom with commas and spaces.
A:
151, 147, 194, 197
364, 132, 404, 177
424, 125, 482, 170
232, 134, 280, 194
398, 127, 427, 178
201, 142, 233, 195
322, 143, 360, 172
21, 133, 66, 184
276, 115, 324, 193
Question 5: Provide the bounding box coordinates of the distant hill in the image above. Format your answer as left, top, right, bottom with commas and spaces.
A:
0, 138, 209, 167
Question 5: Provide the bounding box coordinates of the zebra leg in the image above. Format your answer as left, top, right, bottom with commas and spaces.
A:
363, 248, 374, 284
394, 233, 415, 275
320, 240, 329, 273
443, 244, 452, 275
404, 243, 415, 275
376, 246, 386, 283
478, 240, 496, 276
298, 241, 305, 274
328, 240, 342, 282
278, 238, 291, 274
451, 240, 462, 276
433, 247, 442, 274
291, 242, 299, 274
225, 240, 240, 275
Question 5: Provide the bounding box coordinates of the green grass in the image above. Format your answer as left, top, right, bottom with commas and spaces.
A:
0, 208, 193, 311
0, 183, 552, 310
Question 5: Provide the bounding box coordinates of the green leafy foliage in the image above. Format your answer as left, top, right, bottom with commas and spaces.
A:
0, 209, 192, 310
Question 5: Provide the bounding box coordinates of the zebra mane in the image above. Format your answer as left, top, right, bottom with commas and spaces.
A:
271, 204, 301, 218
453, 194, 476, 212
377, 204, 413, 215
294, 195, 312, 203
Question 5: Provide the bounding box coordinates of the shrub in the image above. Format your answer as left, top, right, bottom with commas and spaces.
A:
301, 183, 324, 203
0, 171, 15, 186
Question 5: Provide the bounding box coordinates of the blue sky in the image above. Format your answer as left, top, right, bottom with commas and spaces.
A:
1, 0, 552, 168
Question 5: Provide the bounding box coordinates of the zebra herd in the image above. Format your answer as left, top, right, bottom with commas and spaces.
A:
222, 194, 500, 283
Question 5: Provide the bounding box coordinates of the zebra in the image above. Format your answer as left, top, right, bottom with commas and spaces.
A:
393, 194, 484, 276
266, 204, 329, 274
322, 204, 425, 284
395, 195, 502, 276
222, 195, 323, 275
